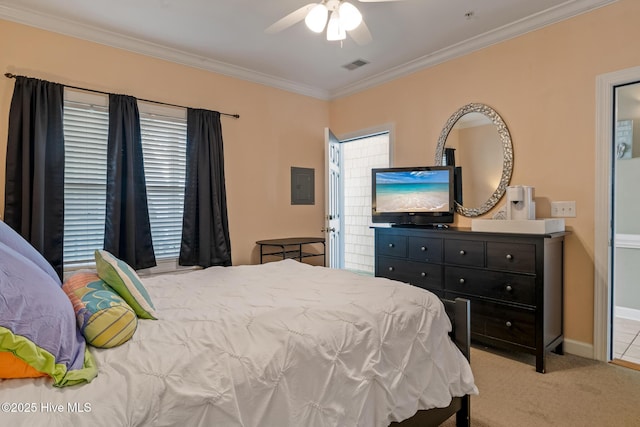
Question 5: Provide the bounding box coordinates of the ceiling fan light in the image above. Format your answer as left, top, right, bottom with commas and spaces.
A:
305, 4, 328, 33
339, 2, 362, 31
326, 10, 346, 41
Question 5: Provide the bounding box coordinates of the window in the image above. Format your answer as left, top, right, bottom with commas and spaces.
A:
63, 91, 108, 264
138, 102, 187, 260
63, 89, 187, 268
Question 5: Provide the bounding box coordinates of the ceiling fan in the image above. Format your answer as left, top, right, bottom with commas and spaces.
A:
265, 0, 405, 45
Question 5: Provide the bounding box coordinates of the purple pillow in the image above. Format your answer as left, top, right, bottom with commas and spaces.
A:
0, 220, 60, 285
0, 241, 97, 386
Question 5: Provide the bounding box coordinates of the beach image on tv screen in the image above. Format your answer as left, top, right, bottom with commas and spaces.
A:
376, 170, 450, 213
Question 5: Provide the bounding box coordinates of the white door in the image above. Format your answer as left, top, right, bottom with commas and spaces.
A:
324, 128, 342, 268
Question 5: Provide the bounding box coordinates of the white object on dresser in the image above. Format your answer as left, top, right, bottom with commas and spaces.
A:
471, 218, 565, 234
506, 185, 536, 220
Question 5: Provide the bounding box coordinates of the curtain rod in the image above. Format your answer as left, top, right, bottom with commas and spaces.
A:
4, 72, 240, 119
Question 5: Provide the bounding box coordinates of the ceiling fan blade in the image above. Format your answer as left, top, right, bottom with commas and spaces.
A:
265, 3, 318, 34
349, 20, 373, 46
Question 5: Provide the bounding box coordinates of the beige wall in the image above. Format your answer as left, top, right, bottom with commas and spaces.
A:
2, 0, 639, 348
0, 19, 329, 267
330, 0, 640, 346
453, 124, 503, 207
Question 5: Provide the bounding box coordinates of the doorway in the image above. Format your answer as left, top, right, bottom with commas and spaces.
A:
325, 127, 391, 272
342, 132, 390, 274
594, 66, 640, 365
611, 82, 640, 367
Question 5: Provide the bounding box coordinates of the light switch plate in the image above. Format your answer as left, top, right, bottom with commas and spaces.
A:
551, 201, 576, 217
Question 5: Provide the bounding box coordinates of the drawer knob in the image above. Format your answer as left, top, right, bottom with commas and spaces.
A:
388, 266, 394, 272
459, 278, 465, 284
506, 254, 513, 260
459, 250, 466, 255
421, 246, 427, 251
505, 321, 512, 327
505, 285, 513, 292
421, 272, 427, 277
388, 243, 394, 248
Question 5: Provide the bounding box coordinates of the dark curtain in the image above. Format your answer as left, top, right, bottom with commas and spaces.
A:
104, 94, 156, 270
179, 108, 232, 267
4, 76, 65, 279
444, 147, 456, 166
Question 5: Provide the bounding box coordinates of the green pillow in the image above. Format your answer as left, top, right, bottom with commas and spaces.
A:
94, 250, 158, 320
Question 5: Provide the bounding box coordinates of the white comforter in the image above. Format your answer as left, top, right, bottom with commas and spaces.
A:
0, 260, 477, 427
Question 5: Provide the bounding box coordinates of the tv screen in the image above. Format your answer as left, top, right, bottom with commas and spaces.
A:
372, 166, 455, 225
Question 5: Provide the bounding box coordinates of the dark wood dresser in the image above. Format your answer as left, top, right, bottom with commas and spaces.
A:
374, 225, 565, 373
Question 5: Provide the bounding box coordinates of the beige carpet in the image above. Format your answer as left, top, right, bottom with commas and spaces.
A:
441, 346, 640, 427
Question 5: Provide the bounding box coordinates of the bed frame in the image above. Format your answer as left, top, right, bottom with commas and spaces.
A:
391, 297, 471, 427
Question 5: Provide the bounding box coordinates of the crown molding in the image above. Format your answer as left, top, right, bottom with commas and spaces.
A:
0, 4, 330, 100
1, 0, 617, 101
329, 0, 618, 99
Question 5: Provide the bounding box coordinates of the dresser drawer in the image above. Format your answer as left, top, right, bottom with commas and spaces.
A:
377, 234, 408, 257
444, 266, 536, 306
377, 256, 443, 291
463, 297, 536, 348
408, 237, 443, 263
487, 242, 536, 273
444, 239, 485, 267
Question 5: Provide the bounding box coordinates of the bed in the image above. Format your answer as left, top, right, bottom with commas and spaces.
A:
0, 249, 477, 427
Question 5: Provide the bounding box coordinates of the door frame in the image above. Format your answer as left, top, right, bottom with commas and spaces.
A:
325, 124, 395, 269
337, 123, 395, 172
594, 65, 640, 361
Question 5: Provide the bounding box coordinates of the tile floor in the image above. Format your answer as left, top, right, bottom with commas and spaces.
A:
613, 316, 640, 365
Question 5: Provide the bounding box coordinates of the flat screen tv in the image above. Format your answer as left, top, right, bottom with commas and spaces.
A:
371, 166, 455, 226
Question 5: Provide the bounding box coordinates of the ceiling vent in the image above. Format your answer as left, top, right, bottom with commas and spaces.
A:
342, 59, 369, 71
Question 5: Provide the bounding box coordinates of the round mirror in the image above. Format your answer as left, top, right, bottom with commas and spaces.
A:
434, 103, 513, 217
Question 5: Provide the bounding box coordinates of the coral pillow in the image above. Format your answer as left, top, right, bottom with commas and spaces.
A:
63, 272, 138, 348
0, 242, 97, 386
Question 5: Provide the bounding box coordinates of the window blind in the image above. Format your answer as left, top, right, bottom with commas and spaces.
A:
63, 101, 109, 264
63, 90, 187, 266
139, 111, 187, 259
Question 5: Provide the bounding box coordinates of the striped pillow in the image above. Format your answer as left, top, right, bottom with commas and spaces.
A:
63, 272, 138, 348
94, 250, 157, 320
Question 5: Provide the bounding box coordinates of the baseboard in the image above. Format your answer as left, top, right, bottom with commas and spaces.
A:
563, 338, 594, 359
615, 306, 640, 322
565, 307, 640, 361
